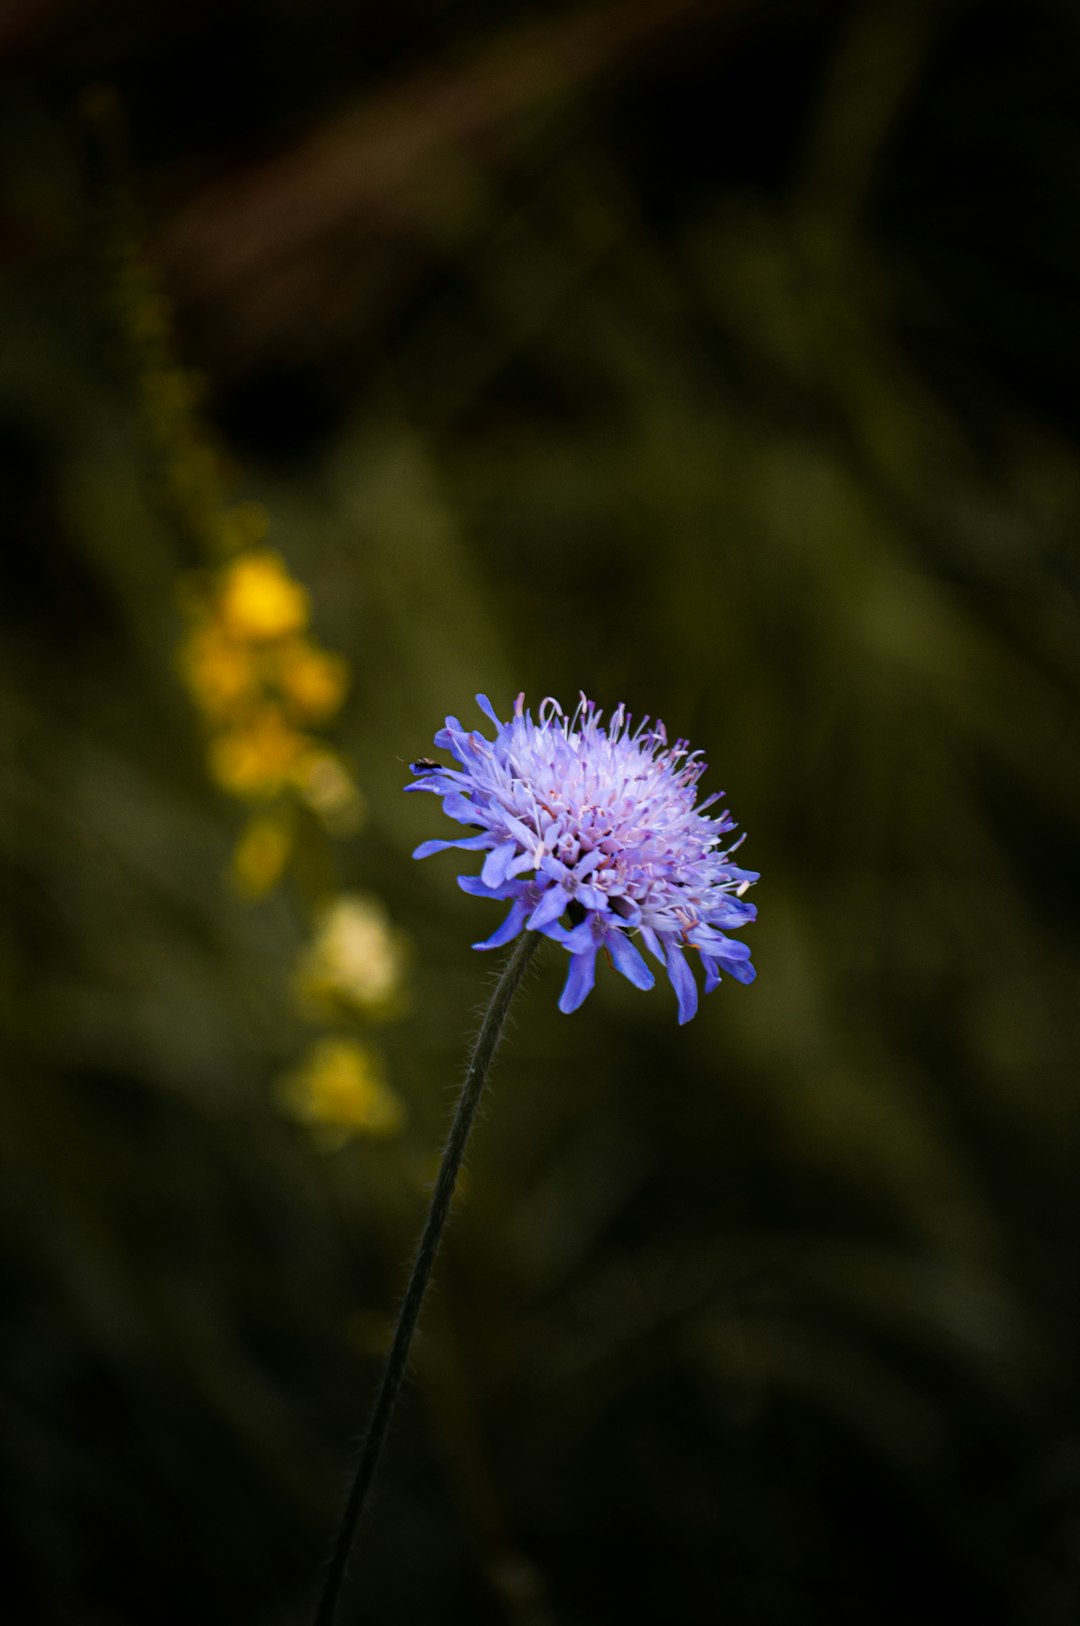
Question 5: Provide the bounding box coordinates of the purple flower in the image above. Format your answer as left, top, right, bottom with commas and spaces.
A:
407, 694, 758, 1024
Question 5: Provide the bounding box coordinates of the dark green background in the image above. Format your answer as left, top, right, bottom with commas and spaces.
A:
3, 1, 1080, 1621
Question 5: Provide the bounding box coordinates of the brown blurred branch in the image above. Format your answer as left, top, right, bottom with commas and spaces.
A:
151, 0, 756, 369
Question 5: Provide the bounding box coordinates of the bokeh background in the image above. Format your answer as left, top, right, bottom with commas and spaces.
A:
3, 1, 1080, 1622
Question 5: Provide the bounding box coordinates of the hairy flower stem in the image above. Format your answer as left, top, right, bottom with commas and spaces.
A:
311, 930, 542, 1626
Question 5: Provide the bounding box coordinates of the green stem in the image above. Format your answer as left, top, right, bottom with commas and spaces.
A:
311, 930, 542, 1626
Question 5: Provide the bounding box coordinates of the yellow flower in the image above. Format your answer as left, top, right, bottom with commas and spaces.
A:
178, 620, 258, 720
273, 639, 348, 722
296, 893, 406, 1015
230, 811, 293, 897
278, 1038, 404, 1143
218, 550, 310, 641
208, 705, 307, 798
290, 748, 364, 833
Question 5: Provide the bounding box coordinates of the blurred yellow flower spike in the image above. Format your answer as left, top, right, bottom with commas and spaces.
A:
278, 1038, 405, 1146
217, 550, 310, 641
230, 811, 294, 897
296, 893, 407, 1017
208, 705, 307, 799
273, 639, 348, 722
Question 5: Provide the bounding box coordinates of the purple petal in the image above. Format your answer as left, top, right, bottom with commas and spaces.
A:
442, 792, 484, 824
505, 812, 543, 850
458, 874, 523, 900
481, 840, 520, 889
575, 884, 608, 911
700, 953, 721, 994
527, 884, 569, 931
664, 943, 699, 1024
473, 899, 528, 951
690, 925, 753, 956
606, 930, 655, 992
434, 720, 466, 757
722, 956, 756, 985
475, 693, 503, 730
413, 834, 491, 860
558, 948, 598, 1014
574, 849, 603, 879
546, 917, 596, 954
705, 899, 757, 926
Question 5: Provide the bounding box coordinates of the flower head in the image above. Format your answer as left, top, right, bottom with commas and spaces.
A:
407, 694, 758, 1023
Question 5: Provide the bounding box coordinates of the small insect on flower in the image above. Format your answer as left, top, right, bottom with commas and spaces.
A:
407, 693, 759, 1024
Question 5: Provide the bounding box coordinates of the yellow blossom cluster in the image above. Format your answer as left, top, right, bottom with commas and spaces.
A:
177, 537, 362, 894
176, 542, 410, 1143
277, 1038, 404, 1149
295, 894, 408, 1019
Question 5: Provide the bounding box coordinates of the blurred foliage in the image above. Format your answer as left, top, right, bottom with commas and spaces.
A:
2, 1, 1080, 1623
